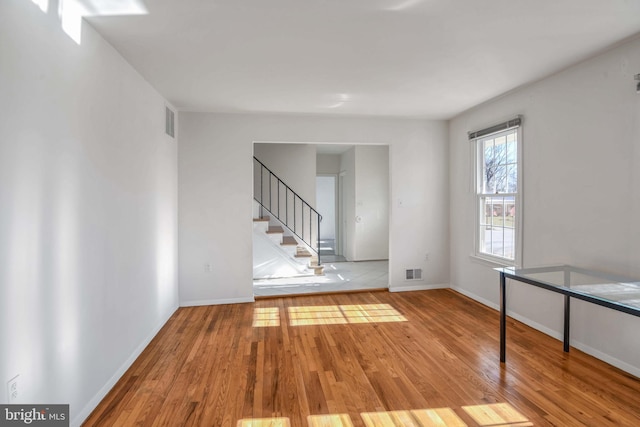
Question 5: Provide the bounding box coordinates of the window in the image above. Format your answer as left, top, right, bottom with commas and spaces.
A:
473, 121, 521, 264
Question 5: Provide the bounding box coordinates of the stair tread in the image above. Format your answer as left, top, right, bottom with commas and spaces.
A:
253, 217, 270, 222
266, 226, 284, 234
281, 236, 298, 246
295, 250, 312, 258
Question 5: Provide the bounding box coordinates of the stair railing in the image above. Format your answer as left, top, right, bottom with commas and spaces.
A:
253, 156, 322, 265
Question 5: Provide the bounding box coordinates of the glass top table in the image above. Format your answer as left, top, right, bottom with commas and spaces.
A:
495, 265, 640, 363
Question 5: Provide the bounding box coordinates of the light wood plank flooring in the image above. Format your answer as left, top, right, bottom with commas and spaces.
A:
83, 290, 640, 426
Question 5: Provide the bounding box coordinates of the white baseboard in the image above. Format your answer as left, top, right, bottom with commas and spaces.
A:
390, 283, 449, 293
72, 304, 179, 427
450, 285, 640, 378
571, 341, 640, 378
180, 296, 255, 307
450, 286, 499, 310
452, 285, 564, 340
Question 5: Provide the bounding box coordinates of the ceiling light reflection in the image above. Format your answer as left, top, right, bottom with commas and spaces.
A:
384, 0, 424, 12
327, 93, 352, 109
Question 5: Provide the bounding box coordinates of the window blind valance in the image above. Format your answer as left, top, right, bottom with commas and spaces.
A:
468, 116, 522, 140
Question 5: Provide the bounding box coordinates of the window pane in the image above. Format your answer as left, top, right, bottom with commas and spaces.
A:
507, 139, 517, 163
492, 197, 499, 215
494, 137, 507, 164
497, 227, 504, 257
479, 196, 515, 260
494, 165, 507, 193
482, 140, 494, 191
483, 139, 494, 162
484, 161, 498, 193
482, 136, 511, 193
506, 164, 517, 193
479, 196, 489, 253
480, 198, 489, 226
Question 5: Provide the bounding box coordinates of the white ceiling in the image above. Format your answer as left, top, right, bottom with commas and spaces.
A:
85, 0, 640, 119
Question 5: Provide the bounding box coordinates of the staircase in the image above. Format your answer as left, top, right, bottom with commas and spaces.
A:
253, 216, 324, 276
253, 156, 323, 278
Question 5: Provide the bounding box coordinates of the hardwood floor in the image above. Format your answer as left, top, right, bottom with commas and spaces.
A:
83, 290, 640, 426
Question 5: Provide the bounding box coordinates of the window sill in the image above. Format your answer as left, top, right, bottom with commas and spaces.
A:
469, 253, 517, 268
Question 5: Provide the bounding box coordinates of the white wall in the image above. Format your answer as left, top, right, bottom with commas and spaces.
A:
254, 143, 317, 204
316, 176, 337, 241
450, 35, 640, 375
341, 148, 357, 261
354, 146, 389, 260
179, 113, 450, 304
0, 1, 178, 425
317, 153, 342, 175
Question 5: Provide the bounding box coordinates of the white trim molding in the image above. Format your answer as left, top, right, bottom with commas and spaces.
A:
73, 305, 179, 427
180, 296, 255, 307
390, 283, 449, 293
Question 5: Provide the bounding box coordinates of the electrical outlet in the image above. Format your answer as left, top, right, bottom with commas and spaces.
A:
204, 263, 212, 272
7, 375, 19, 403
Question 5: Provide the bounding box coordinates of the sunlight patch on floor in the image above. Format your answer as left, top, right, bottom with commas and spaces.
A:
236, 403, 531, 427
288, 304, 407, 326
237, 417, 290, 427
252, 307, 281, 327
361, 408, 466, 426
462, 403, 532, 427
307, 413, 354, 427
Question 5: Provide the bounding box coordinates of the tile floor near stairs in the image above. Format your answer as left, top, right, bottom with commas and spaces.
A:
253, 260, 389, 297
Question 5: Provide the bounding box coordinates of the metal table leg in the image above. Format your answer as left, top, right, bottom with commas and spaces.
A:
564, 295, 571, 352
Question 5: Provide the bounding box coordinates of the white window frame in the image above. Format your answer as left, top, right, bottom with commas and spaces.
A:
472, 124, 523, 267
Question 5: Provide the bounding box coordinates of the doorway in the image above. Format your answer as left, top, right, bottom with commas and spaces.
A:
252, 143, 389, 297
316, 175, 345, 262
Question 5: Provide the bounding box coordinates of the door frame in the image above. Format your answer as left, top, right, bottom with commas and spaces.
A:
316, 173, 340, 256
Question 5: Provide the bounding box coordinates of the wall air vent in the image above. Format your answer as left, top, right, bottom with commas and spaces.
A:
165, 106, 175, 138
405, 268, 423, 281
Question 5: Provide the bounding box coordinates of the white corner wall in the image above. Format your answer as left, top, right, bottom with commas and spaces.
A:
179, 113, 450, 303
317, 153, 342, 175
449, 35, 640, 375
0, 1, 179, 425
